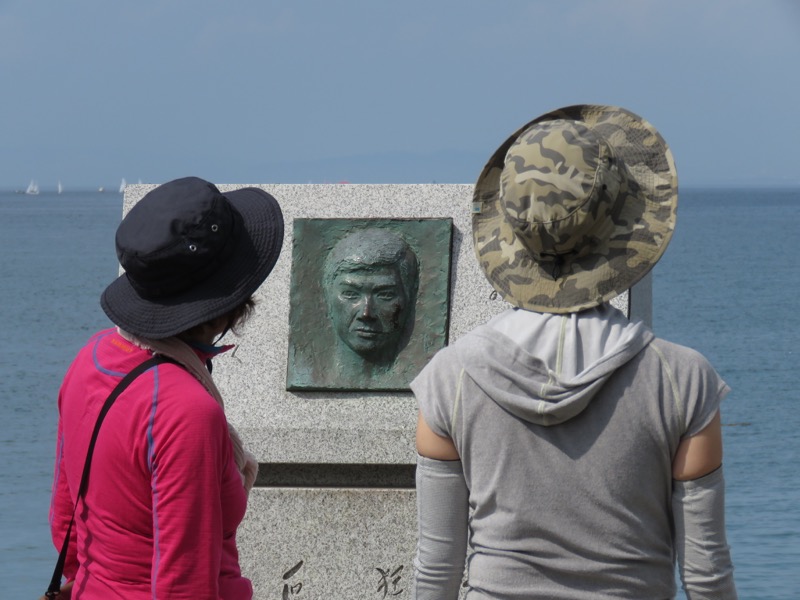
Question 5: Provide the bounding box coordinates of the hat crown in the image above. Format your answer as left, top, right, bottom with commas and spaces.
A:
472, 104, 678, 314
499, 120, 624, 266
115, 177, 241, 299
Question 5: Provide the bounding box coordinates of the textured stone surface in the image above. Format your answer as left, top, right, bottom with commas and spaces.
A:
239, 488, 418, 599
122, 183, 647, 466
122, 183, 650, 598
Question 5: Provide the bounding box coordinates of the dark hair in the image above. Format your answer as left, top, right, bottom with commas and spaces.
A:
180, 296, 257, 340
225, 295, 258, 335
322, 228, 419, 303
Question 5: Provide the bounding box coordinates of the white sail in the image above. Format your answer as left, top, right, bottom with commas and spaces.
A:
25, 180, 39, 195
57, 181, 63, 194
119, 178, 127, 194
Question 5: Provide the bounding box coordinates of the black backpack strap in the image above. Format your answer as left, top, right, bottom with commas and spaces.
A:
46, 355, 174, 598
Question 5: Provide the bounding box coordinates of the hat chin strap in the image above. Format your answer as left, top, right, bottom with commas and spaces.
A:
213, 325, 232, 346
213, 312, 240, 346
537, 251, 573, 280
520, 219, 586, 280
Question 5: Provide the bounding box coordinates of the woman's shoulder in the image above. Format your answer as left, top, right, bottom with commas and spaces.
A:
144, 365, 230, 449
155, 363, 223, 409
647, 337, 717, 374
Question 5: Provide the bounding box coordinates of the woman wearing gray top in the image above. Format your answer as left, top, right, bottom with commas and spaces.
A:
411, 105, 736, 599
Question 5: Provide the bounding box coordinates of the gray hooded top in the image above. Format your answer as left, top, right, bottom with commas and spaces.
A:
412, 305, 728, 599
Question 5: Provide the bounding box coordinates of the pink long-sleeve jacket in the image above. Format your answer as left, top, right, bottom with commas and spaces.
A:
49, 329, 252, 599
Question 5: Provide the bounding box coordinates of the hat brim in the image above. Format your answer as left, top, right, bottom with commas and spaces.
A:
101, 187, 284, 339
473, 105, 678, 313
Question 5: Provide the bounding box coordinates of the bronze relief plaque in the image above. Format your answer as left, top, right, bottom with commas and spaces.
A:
287, 218, 453, 391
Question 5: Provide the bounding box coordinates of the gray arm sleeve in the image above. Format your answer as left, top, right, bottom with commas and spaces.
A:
411, 454, 469, 600
673, 466, 738, 599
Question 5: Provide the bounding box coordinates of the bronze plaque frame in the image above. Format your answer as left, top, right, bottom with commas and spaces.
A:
287, 218, 453, 391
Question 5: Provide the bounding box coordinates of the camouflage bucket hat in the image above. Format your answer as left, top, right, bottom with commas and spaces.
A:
472, 104, 678, 313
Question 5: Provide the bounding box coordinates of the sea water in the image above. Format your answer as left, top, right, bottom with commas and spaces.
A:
1, 188, 798, 599
0, 192, 120, 600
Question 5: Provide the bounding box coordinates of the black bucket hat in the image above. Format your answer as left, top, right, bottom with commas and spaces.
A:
101, 176, 284, 339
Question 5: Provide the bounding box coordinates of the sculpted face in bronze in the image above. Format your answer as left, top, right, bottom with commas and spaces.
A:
287, 217, 452, 391
323, 229, 419, 365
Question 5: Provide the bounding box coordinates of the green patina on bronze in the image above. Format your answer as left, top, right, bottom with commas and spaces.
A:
287, 218, 453, 391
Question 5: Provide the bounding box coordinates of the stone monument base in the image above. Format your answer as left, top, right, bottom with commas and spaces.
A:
240, 488, 417, 599
120, 183, 652, 600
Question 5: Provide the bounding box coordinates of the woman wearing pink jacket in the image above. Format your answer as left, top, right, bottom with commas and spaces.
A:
47, 177, 283, 599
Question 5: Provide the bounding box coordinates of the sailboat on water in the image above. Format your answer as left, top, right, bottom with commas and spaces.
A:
57, 181, 63, 194
119, 178, 127, 194
25, 180, 40, 195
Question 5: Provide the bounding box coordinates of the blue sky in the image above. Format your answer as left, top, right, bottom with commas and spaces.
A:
1, 0, 799, 190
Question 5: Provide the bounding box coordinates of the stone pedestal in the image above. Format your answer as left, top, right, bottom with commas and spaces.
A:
240, 489, 416, 599
123, 183, 650, 599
